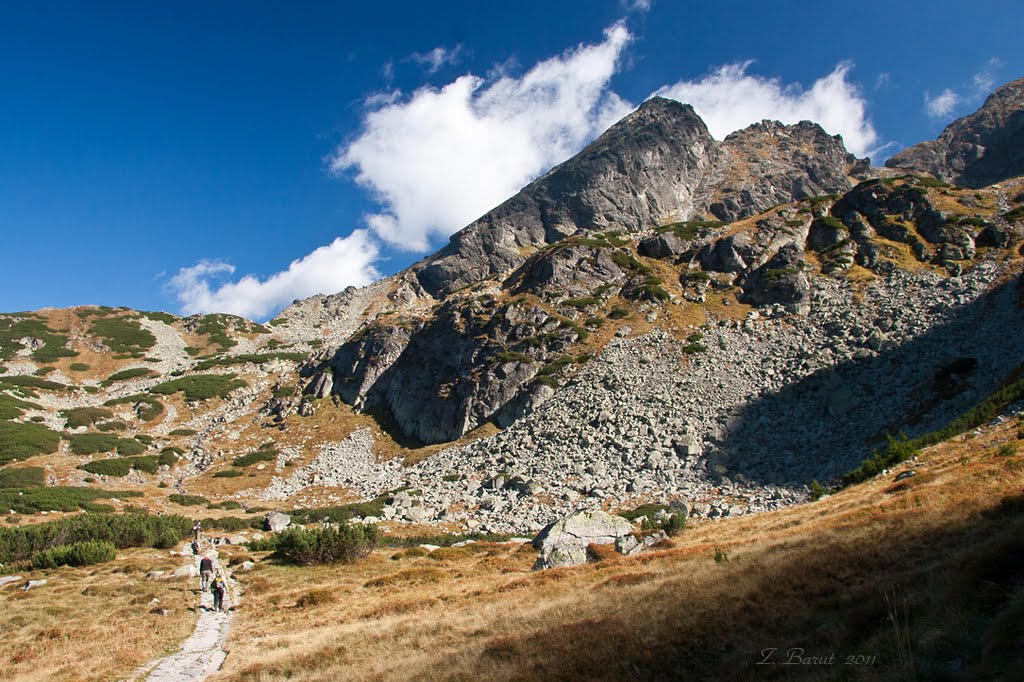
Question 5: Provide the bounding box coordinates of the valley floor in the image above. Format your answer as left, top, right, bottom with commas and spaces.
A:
206, 416, 1024, 681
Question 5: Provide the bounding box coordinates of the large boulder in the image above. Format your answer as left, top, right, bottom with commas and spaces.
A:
532, 509, 635, 570
264, 512, 291, 532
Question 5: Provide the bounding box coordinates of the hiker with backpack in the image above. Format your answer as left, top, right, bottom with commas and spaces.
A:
211, 572, 227, 612
199, 555, 214, 591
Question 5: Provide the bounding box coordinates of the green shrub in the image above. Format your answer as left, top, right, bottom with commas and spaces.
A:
157, 450, 179, 467
714, 547, 729, 563
169, 428, 197, 436
492, 351, 534, 365
140, 311, 178, 324
842, 434, 919, 486
104, 367, 155, 383
103, 394, 164, 422
0, 375, 68, 394
0, 421, 62, 464
274, 524, 380, 565
0, 486, 142, 516
0, 392, 40, 420
663, 512, 686, 537
66, 433, 148, 456
150, 374, 247, 401
200, 515, 262, 531
207, 500, 242, 510
0, 466, 45, 488
996, 443, 1018, 457
0, 512, 189, 564
213, 469, 244, 478
168, 493, 208, 506
272, 385, 296, 398
609, 305, 631, 320
682, 342, 708, 354
79, 455, 158, 477
95, 420, 128, 432
618, 503, 668, 522
62, 407, 114, 429
809, 480, 827, 500
31, 540, 117, 569
562, 296, 601, 309
232, 449, 277, 467
88, 317, 156, 354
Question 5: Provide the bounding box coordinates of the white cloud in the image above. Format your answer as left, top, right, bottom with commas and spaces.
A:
924, 88, 960, 118
621, 0, 653, 11
922, 57, 1004, 120
168, 230, 380, 320
655, 61, 878, 157
411, 45, 463, 73
332, 22, 633, 251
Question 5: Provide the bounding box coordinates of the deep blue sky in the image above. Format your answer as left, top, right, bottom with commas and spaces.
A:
1, 1, 1021, 316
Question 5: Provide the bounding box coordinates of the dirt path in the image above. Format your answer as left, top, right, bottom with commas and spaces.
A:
133, 547, 237, 682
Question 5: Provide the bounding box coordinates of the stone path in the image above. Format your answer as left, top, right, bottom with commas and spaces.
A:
134, 547, 236, 682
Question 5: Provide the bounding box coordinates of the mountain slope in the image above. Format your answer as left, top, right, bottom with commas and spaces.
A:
886, 76, 1024, 187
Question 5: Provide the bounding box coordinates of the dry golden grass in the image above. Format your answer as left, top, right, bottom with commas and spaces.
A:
210, 417, 1024, 681
0, 547, 198, 681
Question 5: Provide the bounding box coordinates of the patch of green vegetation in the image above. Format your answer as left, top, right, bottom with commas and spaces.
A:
79, 455, 159, 477
88, 316, 156, 354
189, 313, 266, 350
34, 366, 56, 376
232, 449, 278, 467
92, 420, 128, 432
169, 428, 198, 436
157, 450, 179, 467
634, 282, 671, 302
61, 406, 114, 429
0, 392, 40, 420
207, 500, 242, 510
139, 311, 178, 324
682, 342, 708, 354
213, 469, 245, 478
805, 194, 840, 207
561, 296, 601, 309
609, 305, 631, 320
69, 362, 91, 372
192, 352, 307, 372
0, 375, 69, 396
617, 503, 668, 521
654, 220, 725, 240
610, 250, 654, 276
168, 493, 208, 506
493, 351, 534, 365
0, 511, 187, 564
0, 466, 46, 488
65, 432, 148, 456
273, 524, 380, 565
31, 539, 118, 569
272, 385, 296, 399
1003, 205, 1024, 222
0, 421, 62, 464
538, 356, 574, 378
103, 393, 164, 422
104, 367, 155, 383
269, 317, 288, 326
764, 268, 800, 282
200, 515, 263, 531
686, 332, 705, 343
150, 373, 247, 401
558, 318, 589, 341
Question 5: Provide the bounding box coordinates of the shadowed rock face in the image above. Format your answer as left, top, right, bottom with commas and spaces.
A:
412, 98, 863, 298
886, 77, 1024, 188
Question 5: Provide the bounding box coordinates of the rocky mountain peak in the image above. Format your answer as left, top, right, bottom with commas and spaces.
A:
885, 76, 1024, 188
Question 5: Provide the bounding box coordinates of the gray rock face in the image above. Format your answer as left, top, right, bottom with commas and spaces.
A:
886, 77, 1024, 188
532, 509, 635, 569
710, 120, 861, 222
264, 512, 291, 532
414, 98, 722, 298
739, 242, 810, 307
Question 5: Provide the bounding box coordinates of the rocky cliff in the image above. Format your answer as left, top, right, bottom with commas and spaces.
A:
886, 77, 1024, 187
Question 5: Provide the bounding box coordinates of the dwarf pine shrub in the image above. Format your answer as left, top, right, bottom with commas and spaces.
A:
31, 540, 117, 569
274, 524, 380, 565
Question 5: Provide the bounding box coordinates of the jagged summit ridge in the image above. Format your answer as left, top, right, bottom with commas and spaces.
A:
412, 97, 864, 298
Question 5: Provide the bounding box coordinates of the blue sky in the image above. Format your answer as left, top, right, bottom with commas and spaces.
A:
1, 1, 1020, 319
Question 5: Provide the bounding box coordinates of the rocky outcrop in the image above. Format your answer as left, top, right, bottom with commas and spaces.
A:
708, 120, 862, 222
886, 77, 1024, 188
532, 509, 635, 569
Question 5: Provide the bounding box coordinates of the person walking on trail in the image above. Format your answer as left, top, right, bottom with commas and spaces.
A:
199, 555, 214, 592
191, 539, 200, 556
211, 573, 226, 612
192, 520, 202, 542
